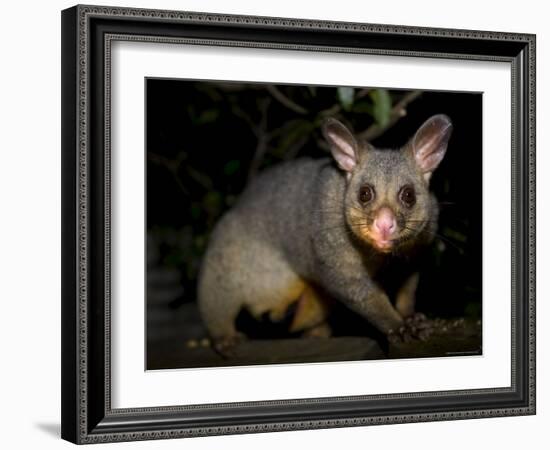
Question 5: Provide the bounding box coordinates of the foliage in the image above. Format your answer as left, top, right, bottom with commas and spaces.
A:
147, 80, 481, 318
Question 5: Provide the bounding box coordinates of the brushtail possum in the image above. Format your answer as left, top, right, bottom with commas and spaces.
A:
198, 114, 453, 351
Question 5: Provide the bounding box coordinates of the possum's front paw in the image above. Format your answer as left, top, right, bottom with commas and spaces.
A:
387, 313, 434, 344
213, 332, 247, 358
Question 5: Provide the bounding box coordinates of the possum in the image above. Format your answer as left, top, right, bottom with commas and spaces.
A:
197, 114, 453, 352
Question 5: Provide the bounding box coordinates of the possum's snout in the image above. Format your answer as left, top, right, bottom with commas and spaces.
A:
368, 207, 398, 252
372, 207, 396, 240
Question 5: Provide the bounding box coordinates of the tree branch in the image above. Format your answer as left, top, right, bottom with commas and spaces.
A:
266, 86, 308, 115
357, 90, 423, 142
247, 99, 271, 183
147, 151, 190, 197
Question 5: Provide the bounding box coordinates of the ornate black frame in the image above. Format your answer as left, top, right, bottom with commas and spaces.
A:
61, 4, 536, 444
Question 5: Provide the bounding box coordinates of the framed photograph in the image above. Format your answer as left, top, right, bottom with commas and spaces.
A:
61, 4, 536, 444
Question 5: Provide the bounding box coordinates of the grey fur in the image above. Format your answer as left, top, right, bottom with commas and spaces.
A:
198, 115, 452, 342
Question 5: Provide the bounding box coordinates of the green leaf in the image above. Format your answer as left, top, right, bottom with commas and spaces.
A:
307, 86, 317, 97
442, 227, 468, 243
337, 87, 355, 111
196, 109, 219, 125
352, 101, 374, 114
203, 191, 222, 216
189, 203, 201, 220
194, 235, 206, 251
164, 253, 184, 267
465, 301, 482, 318
275, 119, 313, 156
369, 89, 392, 127
223, 160, 240, 176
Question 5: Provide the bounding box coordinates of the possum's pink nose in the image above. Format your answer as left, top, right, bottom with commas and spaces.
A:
373, 207, 397, 240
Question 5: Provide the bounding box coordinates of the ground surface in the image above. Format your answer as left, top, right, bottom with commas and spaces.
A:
147, 302, 481, 370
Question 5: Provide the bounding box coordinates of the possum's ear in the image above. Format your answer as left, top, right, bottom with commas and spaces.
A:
411, 114, 453, 181
322, 118, 359, 173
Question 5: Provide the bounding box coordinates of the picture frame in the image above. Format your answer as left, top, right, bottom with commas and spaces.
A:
61, 4, 536, 444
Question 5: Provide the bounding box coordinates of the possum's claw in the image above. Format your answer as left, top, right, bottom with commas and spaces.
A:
388, 313, 434, 344
213, 332, 247, 358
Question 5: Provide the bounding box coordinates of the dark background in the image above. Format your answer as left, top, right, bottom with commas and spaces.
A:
145, 79, 482, 366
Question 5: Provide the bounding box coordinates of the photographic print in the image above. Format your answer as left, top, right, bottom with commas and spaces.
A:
145, 80, 483, 370
62, 6, 535, 443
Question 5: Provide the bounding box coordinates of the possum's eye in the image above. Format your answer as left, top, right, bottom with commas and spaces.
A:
399, 185, 416, 208
358, 184, 375, 204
